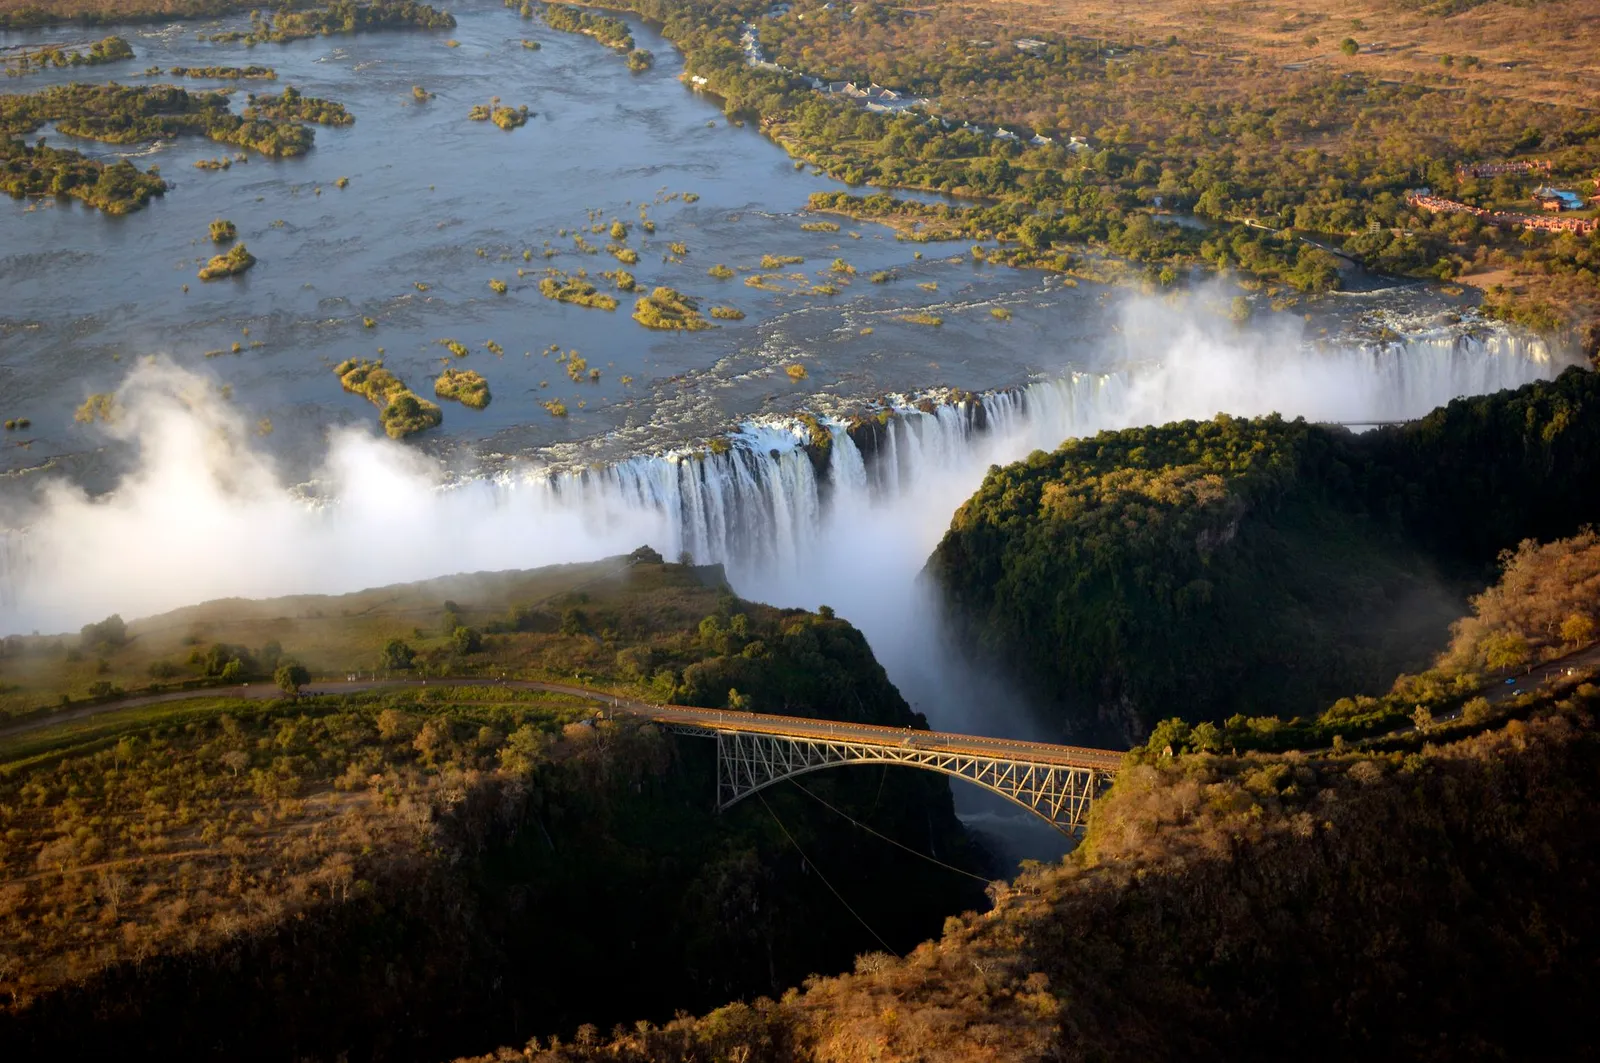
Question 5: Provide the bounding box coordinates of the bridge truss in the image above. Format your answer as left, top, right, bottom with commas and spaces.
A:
669, 725, 1116, 835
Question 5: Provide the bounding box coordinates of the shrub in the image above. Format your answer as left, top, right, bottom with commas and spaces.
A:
335, 359, 442, 439
198, 243, 255, 280
434, 368, 491, 409
538, 271, 619, 310
633, 286, 712, 330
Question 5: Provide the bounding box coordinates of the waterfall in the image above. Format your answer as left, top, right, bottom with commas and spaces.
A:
0, 323, 1573, 639
507, 326, 1564, 583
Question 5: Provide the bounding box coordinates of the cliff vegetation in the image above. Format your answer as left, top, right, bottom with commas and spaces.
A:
929, 367, 1600, 740
0, 560, 983, 1060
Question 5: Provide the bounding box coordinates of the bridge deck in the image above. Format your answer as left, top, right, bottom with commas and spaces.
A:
624, 702, 1124, 771
0, 675, 1123, 773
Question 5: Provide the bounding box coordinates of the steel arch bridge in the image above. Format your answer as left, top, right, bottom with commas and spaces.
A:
667, 722, 1119, 835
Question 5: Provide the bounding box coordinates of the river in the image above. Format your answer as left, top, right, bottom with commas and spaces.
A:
0, 0, 1581, 858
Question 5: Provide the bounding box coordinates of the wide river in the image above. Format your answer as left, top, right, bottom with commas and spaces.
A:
2, 0, 1158, 479
0, 1, 1538, 480
2, 0, 1582, 856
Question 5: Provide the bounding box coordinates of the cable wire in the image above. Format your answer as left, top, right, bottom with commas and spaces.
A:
757, 790, 900, 958
790, 780, 994, 885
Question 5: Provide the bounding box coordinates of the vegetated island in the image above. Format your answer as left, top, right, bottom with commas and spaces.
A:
0, 556, 977, 1061
0, 80, 344, 213
434, 366, 490, 408
242, 85, 354, 126
1, 83, 318, 157
537, 268, 618, 310
205, 0, 456, 45
2, 34, 133, 76
467, 97, 529, 129
540, 2, 632, 51
207, 217, 235, 241
164, 64, 277, 80
334, 357, 442, 438
196, 242, 255, 279
0, 137, 166, 214
632, 285, 711, 329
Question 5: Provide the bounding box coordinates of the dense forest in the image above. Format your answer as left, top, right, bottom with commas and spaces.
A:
927, 367, 1600, 741
0, 560, 985, 1060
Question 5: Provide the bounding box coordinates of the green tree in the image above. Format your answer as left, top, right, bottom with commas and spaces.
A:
1339, 38, 1360, 57
383, 638, 414, 670
1481, 631, 1530, 672
1560, 613, 1596, 647
452, 626, 483, 654
274, 660, 310, 695
80, 613, 127, 649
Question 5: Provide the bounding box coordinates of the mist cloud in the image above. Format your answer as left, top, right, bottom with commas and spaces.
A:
0, 303, 1571, 659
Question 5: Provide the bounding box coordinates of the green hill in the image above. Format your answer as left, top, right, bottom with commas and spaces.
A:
927, 367, 1600, 741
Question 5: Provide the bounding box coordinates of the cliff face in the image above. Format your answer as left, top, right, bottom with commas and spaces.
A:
452, 689, 1600, 1063
925, 368, 1600, 741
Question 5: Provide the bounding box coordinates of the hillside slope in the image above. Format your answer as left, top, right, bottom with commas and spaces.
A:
448, 680, 1600, 1063
0, 558, 985, 1061
926, 366, 1600, 741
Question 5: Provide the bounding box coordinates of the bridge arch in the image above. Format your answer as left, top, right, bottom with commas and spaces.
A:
689, 727, 1115, 835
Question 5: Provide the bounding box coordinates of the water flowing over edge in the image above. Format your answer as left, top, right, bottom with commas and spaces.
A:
0, 323, 1570, 636
511, 326, 1561, 580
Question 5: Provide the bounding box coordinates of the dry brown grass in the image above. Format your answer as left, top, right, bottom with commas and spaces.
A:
985, 0, 1600, 108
